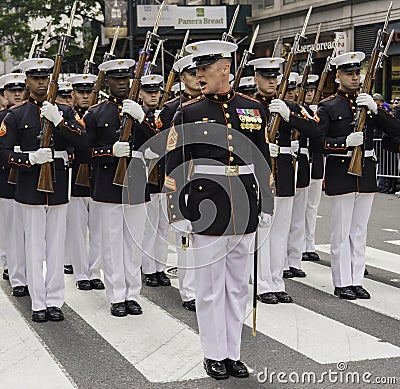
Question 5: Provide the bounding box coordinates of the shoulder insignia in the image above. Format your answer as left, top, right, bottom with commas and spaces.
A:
10, 100, 28, 111
182, 95, 203, 107
164, 175, 177, 192
319, 94, 336, 103
236, 92, 259, 103
0, 121, 7, 137
166, 124, 178, 151
155, 116, 163, 129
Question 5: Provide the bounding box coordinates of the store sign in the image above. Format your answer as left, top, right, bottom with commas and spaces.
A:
294, 31, 347, 55
137, 5, 227, 30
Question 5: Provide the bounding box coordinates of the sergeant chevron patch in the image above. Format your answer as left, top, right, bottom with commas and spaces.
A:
0, 121, 7, 136
166, 125, 178, 151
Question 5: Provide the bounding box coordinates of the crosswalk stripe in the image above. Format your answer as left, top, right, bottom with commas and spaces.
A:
63, 275, 207, 383
385, 240, 400, 246
298, 261, 400, 322
244, 285, 400, 364
168, 277, 400, 365
0, 285, 76, 389
316, 244, 400, 274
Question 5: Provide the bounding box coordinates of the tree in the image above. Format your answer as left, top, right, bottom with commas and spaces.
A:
0, 1, 105, 62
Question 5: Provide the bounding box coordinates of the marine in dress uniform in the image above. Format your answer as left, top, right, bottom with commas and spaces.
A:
64, 74, 105, 291
139, 74, 172, 288
0, 58, 87, 322
56, 81, 74, 107
0, 73, 28, 296
83, 59, 147, 317
165, 40, 273, 379
248, 57, 319, 304
0, 79, 8, 109
156, 54, 202, 312
237, 76, 257, 98
303, 76, 324, 262
317, 52, 400, 299
285, 74, 321, 277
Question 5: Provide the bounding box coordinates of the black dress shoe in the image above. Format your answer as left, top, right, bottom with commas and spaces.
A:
203, 358, 229, 380
156, 271, 171, 286
351, 285, 371, 299
76, 280, 92, 290
364, 268, 369, 276
12, 285, 29, 297
274, 292, 293, 303
289, 267, 307, 278
302, 252, 310, 261
334, 286, 357, 300
47, 307, 65, 321
110, 302, 127, 317
182, 299, 196, 311
144, 273, 159, 287
90, 279, 105, 290
32, 309, 48, 322
257, 292, 278, 304
283, 269, 294, 278
64, 265, 73, 274
306, 252, 320, 261
126, 300, 143, 315
224, 359, 249, 378
2, 268, 9, 280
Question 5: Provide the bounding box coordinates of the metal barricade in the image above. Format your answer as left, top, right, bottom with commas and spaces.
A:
374, 138, 400, 178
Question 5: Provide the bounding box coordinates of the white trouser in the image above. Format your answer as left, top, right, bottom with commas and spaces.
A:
330, 193, 374, 287
65, 197, 92, 282
176, 233, 196, 301
88, 198, 102, 280
22, 204, 67, 311
141, 193, 169, 274
305, 178, 323, 252
4, 199, 26, 287
193, 233, 254, 361
286, 187, 308, 270
97, 202, 144, 303
0, 198, 7, 267
257, 196, 294, 293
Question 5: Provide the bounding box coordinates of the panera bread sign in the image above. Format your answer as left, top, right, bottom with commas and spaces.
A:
137, 5, 227, 29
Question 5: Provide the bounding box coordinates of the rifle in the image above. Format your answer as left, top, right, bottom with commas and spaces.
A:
232, 25, 259, 91
222, 5, 240, 42
113, 1, 165, 186
8, 33, 40, 185
312, 35, 339, 105
267, 6, 312, 175
75, 36, 100, 188
36, 22, 52, 58
292, 23, 320, 146
271, 35, 280, 57
348, 1, 392, 177
88, 27, 119, 107
145, 39, 163, 76
159, 30, 190, 108
37, 1, 77, 193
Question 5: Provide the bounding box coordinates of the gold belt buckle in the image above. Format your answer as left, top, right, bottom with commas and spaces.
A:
225, 165, 239, 176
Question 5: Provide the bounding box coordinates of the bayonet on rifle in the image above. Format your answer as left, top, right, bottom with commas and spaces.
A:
222, 5, 240, 42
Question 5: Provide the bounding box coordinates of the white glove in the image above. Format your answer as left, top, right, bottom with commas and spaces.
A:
112, 141, 131, 157
356, 93, 378, 114
41, 101, 63, 126
346, 132, 364, 147
269, 143, 279, 158
144, 147, 159, 160
309, 104, 318, 114
290, 140, 299, 154
269, 99, 290, 122
122, 99, 145, 123
258, 212, 272, 229
28, 148, 54, 165
171, 219, 193, 237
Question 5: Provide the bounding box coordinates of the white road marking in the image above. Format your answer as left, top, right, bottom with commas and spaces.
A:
316, 244, 400, 274
64, 275, 207, 383
382, 229, 399, 233
0, 286, 75, 389
385, 240, 400, 246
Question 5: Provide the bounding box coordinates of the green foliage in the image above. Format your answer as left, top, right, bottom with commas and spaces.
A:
0, 0, 105, 61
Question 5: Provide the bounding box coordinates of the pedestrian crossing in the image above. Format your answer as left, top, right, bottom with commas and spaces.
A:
1, 243, 400, 387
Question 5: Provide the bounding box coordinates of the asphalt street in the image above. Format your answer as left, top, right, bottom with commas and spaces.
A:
1, 192, 400, 389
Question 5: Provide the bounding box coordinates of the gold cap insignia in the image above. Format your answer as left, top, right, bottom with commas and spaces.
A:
118, 60, 124, 65
351, 53, 356, 59
37, 59, 43, 64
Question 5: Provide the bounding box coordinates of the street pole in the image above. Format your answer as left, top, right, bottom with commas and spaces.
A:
128, 0, 135, 59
